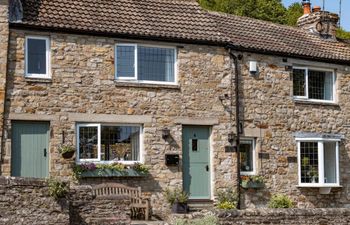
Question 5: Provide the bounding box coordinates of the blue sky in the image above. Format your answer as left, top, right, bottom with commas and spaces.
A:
282, 0, 349, 31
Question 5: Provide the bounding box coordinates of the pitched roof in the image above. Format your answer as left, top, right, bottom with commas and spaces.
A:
10, 0, 350, 64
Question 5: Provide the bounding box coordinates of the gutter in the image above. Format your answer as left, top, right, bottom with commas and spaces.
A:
227, 47, 243, 209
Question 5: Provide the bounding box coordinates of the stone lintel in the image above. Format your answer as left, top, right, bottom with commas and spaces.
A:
174, 117, 219, 125
8, 113, 57, 121
68, 113, 153, 124
294, 132, 344, 140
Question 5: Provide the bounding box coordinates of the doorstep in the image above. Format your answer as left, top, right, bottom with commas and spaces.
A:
188, 199, 214, 211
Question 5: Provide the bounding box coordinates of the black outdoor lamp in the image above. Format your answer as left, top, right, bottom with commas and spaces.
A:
228, 132, 236, 145
162, 128, 171, 140
225, 132, 237, 152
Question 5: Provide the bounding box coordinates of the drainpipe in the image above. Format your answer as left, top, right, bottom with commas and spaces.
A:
227, 48, 242, 209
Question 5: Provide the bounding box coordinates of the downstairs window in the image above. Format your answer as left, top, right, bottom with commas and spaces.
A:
77, 124, 142, 163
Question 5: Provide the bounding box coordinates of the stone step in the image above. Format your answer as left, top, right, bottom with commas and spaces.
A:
131, 220, 165, 225
188, 200, 214, 212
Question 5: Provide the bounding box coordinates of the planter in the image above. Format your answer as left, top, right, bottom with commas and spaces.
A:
80, 168, 148, 178
241, 181, 264, 189
171, 202, 189, 214
61, 151, 75, 159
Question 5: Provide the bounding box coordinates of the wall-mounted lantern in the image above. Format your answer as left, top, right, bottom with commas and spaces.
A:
225, 132, 237, 152
162, 128, 171, 140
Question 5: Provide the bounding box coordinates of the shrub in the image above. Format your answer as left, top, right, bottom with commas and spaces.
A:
48, 178, 69, 200
164, 188, 189, 204
268, 194, 294, 208
132, 163, 149, 174
216, 188, 238, 210
175, 215, 218, 225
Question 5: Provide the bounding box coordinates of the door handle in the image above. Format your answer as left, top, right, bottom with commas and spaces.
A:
44, 148, 47, 157
206, 165, 209, 171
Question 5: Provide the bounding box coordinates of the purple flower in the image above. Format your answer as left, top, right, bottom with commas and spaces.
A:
80, 163, 96, 171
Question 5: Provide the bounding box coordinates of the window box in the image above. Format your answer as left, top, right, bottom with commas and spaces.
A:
240, 175, 264, 189
80, 168, 148, 178
292, 67, 336, 103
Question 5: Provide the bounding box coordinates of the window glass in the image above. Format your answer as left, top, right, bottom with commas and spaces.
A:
138, 46, 175, 82
101, 126, 140, 161
308, 70, 333, 101
116, 45, 135, 78
79, 126, 98, 160
300, 142, 319, 183
324, 142, 337, 183
27, 38, 47, 74
293, 69, 306, 97
240, 140, 254, 173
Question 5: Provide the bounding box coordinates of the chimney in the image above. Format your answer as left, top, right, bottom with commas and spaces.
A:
297, 1, 339, 39
302, 0, 311, 15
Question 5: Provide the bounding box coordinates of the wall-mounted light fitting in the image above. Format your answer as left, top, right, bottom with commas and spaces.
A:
228, 132, 236, 145
162, 128, 171, 140
249, 61, 258, 76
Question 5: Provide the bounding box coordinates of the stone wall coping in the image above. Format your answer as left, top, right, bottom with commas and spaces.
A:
174, 117, 219, 125
68, 113, 153, 124
0, 176, 47, 187
95, 195, 130, 200
217, 208, 350, 218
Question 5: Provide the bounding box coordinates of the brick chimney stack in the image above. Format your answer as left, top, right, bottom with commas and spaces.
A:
297, 1, 339, 39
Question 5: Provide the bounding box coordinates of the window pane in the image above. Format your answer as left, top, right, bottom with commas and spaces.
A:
101, 126, 140, 161
240, 140, 254, 172
138, 46, 175, 82
293, 69, 306, 96
116, 46, 135, 78
300, 142, 319, 183
324, 142, 337, 183
79, 126, 98, 160
27, 39, 47, 74
308, 70, 333, 100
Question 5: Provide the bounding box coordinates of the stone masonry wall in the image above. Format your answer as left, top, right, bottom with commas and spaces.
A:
3, 27, 350, 215
0, 176, 131, 225
0, 0, 8, 165
218, 208, 350, 225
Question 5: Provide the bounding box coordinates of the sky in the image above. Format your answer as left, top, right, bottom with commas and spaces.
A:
282, 0, 350, 31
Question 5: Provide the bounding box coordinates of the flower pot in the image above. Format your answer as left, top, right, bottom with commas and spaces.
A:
171, 202, 189, 214
61, 151, 75, 159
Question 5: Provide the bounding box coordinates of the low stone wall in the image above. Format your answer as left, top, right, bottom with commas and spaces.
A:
0, 177, 69, 225
218, 208, 350, 225
0, 177, 131, 225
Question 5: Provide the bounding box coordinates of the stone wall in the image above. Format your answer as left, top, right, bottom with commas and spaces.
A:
0, 176, 131, 225
218, 208, 350, 225
0, 0, 8, 165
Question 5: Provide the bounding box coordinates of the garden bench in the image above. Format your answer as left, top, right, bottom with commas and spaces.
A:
92, 183, 150, 220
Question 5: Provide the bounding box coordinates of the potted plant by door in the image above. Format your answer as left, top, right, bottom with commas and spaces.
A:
164, 188, 189, 214
58, 144, 75, 159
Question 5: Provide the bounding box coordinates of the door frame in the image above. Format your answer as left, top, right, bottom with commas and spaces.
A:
11, 120, 51, 178
182, 125, 213, 200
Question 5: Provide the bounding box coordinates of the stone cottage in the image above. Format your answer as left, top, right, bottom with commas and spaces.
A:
0, 0, 350, 216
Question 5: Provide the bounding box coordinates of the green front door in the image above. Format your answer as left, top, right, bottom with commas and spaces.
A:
183, 126, 210, 199
11, 121, 49, 178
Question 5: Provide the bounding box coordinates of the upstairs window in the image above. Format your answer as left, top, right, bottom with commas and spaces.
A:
293, 67, 335, 102
297, 138, 340, 187
115, 44, 176, 84
240, 139, 256, 175
25, 36, 50, 78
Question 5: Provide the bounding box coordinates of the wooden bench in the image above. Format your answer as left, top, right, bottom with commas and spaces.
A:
92, 183, 150, 220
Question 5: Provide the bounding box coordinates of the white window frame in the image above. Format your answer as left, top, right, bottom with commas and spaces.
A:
76, 123, 143, 165
25, 36, 51, 79
240, 138, 256, 176
115, 43, 178, 85
293, 66, 336, 103
296, 137, 340, 187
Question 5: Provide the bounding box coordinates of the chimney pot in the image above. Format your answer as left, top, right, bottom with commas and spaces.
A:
302, 0, 311, 15
313, 6, 321, 13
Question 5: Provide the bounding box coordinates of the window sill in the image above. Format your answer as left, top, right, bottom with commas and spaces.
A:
294, 99, 339, 107
24, 78, 52, 83
296, 185, 342, 188
114, 80, 180, 89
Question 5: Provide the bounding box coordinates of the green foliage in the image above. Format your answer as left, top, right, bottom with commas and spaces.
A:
132, 163, 150, 174
285, 3, 303, 26
58, 144, 75, 154
164, 188, 189, 204
268, 194, 294, 208
216, 188, 238, 210
96, 163, 126, 171
48, 178, 69, 200
336, 28, 350, 40
175, 215, 219, 225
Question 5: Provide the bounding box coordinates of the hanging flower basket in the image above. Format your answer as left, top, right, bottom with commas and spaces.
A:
58, 144, 75, 159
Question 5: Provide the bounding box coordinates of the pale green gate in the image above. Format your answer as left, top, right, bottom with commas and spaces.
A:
11, 121, 49, 178
183, 126, 210, 199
